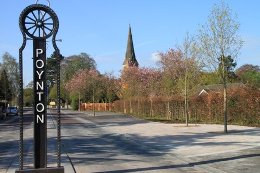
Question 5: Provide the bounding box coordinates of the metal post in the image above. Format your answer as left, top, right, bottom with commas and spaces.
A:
18, 33, 26, 170
17, 2, 64, 172
33, 38, 47, 168
55, 51, 61, 167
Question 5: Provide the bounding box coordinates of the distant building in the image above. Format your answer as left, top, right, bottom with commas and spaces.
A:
197, 83, 246, 96
123, 25, 139, 70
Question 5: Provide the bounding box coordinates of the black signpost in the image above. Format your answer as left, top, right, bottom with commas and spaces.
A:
33, 38, 47, 168
16, 1, 64, 172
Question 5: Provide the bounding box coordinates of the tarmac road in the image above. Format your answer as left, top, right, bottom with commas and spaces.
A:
59, 111, 203, 173
0, 108, 33, 173
57, 110, 260, 173
1, 109, 260, 173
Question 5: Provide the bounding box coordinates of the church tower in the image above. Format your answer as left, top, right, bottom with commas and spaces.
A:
123, 25, 139, 70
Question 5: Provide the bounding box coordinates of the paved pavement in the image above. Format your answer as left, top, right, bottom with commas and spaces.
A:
0, 109, 259, 173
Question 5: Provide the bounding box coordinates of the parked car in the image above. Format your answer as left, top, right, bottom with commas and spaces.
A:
6, 106, 18, 116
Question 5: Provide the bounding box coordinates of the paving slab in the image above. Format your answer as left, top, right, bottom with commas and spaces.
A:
77, 111, 260, 173
1, 110, 259, 173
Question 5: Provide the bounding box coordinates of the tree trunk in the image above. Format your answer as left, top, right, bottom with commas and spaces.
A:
93, 89, 95, 116
185, 76, 188, 126
167, 101, 170, 120
224, 81, 228, 133
150, 99, 153, 117
130, 100, 132, 114
124, 100, 126, 114
184, 56, 189, 126
78, 92, 81, 111
137, 98, 140, 116
222, 55, 228, 133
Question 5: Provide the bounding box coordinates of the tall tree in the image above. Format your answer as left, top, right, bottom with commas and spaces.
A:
121, 67, 162, 99
46, 53, 61, 86
23, 82, 33, 107
179, 33, 201, 126
200, 72, 221, 85
0, 69, 12, 101
218, 55, 237, 82
103, 73, 119, 103
159, 45, 201, 124
1, 52, 19, 100
120, 67, 139, 99
0, 69, 3, 99
61, 53, 96, 82
48, 83, 68, 103
120, 67, 162, 115
198, 1, 243, 133
236, 64, 260, 76
236, 64, 260, 88
158, 48, 200, 95
65, 69, 106, 104
158, 49, 184, 96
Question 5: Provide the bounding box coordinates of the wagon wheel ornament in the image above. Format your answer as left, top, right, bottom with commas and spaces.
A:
20, 4, 58, 39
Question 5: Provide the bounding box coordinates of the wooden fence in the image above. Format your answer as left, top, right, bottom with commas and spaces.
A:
80, 103, 114, 111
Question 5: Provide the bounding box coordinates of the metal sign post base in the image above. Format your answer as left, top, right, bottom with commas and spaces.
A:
15, 167, 64, 173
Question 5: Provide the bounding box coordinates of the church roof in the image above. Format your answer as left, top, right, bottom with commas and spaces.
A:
123, 26, 139, 67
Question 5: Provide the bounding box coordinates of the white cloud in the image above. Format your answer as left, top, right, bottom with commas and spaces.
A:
151, 52, 161, 62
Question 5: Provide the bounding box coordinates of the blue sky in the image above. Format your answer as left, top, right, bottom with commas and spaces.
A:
1, 0, 260, 85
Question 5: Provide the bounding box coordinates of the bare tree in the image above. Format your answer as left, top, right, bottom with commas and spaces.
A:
180, 33, 201, 126
198, 1, 243, 133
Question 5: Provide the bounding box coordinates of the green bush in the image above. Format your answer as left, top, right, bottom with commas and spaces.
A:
71, 97, 79, 110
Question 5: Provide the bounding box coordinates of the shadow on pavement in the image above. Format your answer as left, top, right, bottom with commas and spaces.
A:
92, 153, 260, 173
59, 111, 260, 172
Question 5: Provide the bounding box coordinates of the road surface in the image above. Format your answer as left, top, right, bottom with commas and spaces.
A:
0, 109, 259, 173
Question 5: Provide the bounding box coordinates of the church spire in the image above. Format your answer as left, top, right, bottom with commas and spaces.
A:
123, 25, 139, 69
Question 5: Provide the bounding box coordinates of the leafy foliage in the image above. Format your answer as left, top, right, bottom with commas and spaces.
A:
199, 72, 221, 85
0, 69, 12, 101
236, 64, 260, 76
121, 67, 162, 99
218, 55, 237, 82
158, 48, 201, 96
65, 69, 118, 103
236, 64, 260, 88
24, 87, 33, 107
198, 1, 243, 132
48, 83, 68, 102
61, 53, 96, 82
46, 53, 60, 86
1, 52, 19, 100
198, 1, 243, 71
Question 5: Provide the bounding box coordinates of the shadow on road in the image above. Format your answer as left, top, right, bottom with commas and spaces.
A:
1, 110, 260, 172
59, 111, 260, 172
92, 153, 260, 173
